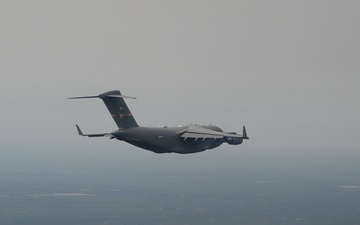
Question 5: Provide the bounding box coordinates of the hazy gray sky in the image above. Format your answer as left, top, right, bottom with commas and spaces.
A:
1, 0, 359, 154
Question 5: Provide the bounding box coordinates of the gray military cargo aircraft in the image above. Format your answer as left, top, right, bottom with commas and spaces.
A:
69, 90, 248, 154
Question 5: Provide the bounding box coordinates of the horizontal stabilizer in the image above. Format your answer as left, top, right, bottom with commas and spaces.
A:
106, 95, 136, 99
69, 96, 99, 99
69, 92, 136, 100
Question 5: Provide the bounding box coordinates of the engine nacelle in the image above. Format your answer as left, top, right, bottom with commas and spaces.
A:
226, 137, 243, 145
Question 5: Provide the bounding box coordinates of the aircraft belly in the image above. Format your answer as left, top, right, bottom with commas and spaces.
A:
171, 139, 223, 154
122, 128, 179, 153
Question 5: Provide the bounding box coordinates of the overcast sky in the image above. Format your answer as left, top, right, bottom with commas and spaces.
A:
1, 1, 359, 156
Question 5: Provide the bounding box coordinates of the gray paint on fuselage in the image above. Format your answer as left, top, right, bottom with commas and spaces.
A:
70, 90, 248, 154
112, 125, 224, 154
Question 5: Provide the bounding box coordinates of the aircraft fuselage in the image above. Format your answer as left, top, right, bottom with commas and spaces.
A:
112, 125, 224, 154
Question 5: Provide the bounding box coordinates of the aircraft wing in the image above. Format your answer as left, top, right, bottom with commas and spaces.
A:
75, 124, 115, 138
180, 126, 244, 140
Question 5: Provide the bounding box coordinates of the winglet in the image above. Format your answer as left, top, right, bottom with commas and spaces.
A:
76, 124, 84, 136
243, 126, 249, 140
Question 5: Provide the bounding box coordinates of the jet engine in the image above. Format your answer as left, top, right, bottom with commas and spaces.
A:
226, 137, 243, 145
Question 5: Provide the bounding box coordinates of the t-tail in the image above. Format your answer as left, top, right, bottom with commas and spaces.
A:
69, 90, 138, 129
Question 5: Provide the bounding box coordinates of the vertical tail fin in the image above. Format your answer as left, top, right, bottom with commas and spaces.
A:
69, 90, 139, 129
99, 90, 138, 128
